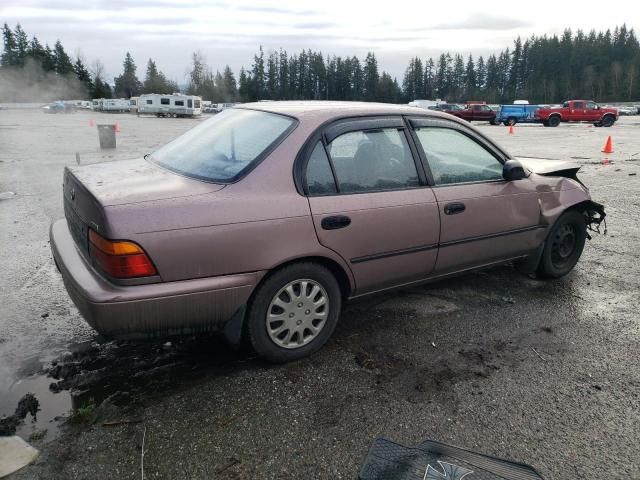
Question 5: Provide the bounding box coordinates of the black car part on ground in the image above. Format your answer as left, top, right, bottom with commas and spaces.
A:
359, 438, 544, 480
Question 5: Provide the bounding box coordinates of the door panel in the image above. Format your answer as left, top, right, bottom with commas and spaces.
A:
433, 181, 543, 273
309, 189, 440, 293
303, 121, 440, 295
410, 121, 543, 274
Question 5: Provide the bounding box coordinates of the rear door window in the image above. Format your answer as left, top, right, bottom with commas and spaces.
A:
326, 128, 419, 193
305, 142, 337, 195
414, 127, 503, 185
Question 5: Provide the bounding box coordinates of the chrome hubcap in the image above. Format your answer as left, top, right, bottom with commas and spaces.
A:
266, 279, 329, 349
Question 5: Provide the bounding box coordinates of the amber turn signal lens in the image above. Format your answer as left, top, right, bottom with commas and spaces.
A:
89, 229, 143, 255
88, 229, 157, 278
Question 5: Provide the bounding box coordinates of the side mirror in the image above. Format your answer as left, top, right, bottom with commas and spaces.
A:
503, 160, 528, 181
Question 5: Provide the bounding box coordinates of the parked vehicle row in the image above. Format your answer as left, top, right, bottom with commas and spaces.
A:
415, 98, 622, 127
50, 101, 606, 362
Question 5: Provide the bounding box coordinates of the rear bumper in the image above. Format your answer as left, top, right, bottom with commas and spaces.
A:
50, 219, 259, 338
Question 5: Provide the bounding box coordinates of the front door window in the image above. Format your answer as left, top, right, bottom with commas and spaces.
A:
413, 127, 503, 185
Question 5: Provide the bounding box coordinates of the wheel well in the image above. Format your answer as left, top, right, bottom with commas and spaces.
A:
258, 256, 352, 300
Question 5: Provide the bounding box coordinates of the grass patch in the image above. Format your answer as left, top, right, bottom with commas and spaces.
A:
66, 399, 96, 425
29, 428, 48, 442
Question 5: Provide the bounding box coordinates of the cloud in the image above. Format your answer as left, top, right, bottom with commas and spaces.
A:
293, 21, 334, 29
231, 4, 318, 16
430, 14, 532, 31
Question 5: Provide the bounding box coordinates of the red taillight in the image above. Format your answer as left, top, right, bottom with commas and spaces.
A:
88, 229, 157, 278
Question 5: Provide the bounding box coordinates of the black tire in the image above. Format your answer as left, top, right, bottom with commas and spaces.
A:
246, 262, 342, 363
601, 115, 615, 127
542, 121, 550, 127
537, 210, 587, 279
548, 116, 561, 127
506, 117, 517, 126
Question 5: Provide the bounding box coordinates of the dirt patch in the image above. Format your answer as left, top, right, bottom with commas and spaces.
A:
354, 347, 415, 370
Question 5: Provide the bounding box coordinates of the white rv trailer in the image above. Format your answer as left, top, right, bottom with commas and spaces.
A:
129, 96, 139, 113
137, 93, 202, 117
92, 99, 104, 111
102, 98, 130, 113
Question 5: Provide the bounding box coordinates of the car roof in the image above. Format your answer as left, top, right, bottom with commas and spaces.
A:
236, 100, 459, 124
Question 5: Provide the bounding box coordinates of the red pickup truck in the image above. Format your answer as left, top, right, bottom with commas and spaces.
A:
535, 100, 618, 127
448, 103, 497, 123
439, 103, 496, 123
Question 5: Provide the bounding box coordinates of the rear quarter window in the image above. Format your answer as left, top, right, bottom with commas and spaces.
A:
150, 109, 296, 183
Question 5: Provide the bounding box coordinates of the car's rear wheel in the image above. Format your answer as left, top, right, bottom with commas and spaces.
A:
246, 263, 342, 363
537, 210, 587, 279
548, 116, 561, 127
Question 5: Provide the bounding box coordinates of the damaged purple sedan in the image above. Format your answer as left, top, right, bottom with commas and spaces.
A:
50, 102, 605, 362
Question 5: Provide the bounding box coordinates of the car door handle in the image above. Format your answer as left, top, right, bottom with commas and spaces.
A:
321, 215, 351, 230
444, 202, 466, 215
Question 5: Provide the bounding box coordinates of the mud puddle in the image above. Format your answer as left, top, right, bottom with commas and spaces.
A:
1, 334, 262, 443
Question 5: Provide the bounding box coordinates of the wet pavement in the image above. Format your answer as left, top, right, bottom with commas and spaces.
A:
1, 109, 639, 479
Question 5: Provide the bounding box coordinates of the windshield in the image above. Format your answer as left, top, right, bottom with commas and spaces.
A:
150, 108, 295, 183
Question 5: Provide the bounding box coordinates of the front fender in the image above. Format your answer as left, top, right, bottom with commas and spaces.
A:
537, 179, 591, 226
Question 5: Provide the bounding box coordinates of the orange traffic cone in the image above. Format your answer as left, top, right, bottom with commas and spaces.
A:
88, 118, 95, 127
508, 125, 514, 135
601, 136, 613, 154
115, 122, 121, 133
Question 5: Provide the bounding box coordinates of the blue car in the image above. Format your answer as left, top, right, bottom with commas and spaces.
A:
495, 104, 542, 125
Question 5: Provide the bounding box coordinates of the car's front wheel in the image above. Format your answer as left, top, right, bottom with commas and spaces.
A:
537, 210, 587, 279
601, 115, 615, 127
247, 263, 342, 362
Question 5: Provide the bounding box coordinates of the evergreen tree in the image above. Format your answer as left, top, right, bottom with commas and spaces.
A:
1, 23, 18, 66
53, 40, 74, 75
238, 67, 252, 102
464, 55, 476, 99
363, 52, 379, 101
143, 58, 172, 94
14, 24, 29, 66
222, 65, 237, 101
113, 52, 142, 97
424, 58, 435, 99
188, 52, 206, 95
74, 57, 93, 96
252, 46, 266, 100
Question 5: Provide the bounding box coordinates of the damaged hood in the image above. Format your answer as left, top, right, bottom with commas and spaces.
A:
515, 156, 581, 176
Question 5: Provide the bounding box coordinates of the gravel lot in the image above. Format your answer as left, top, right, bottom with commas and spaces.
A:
1, 108, 639, 479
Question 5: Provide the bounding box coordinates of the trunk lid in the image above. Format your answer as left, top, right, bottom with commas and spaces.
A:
63, 158, 224, 251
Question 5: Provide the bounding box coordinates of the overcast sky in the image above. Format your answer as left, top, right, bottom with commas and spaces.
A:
2, 0, 638, 83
